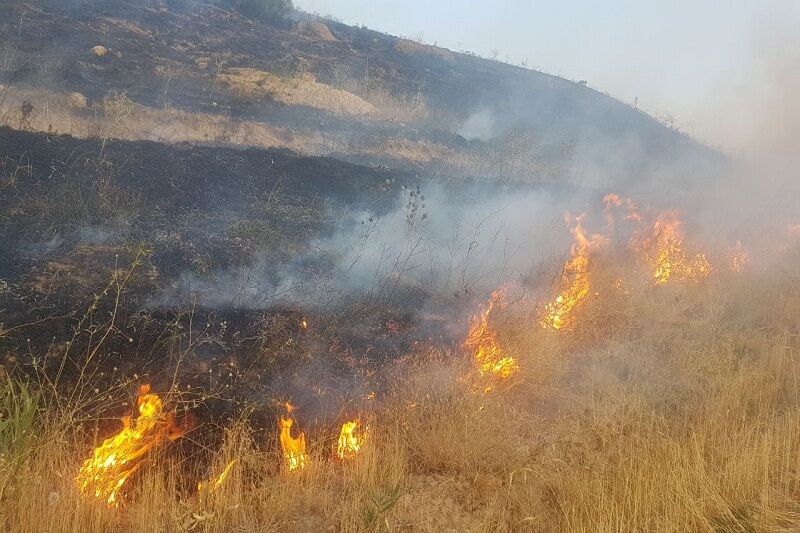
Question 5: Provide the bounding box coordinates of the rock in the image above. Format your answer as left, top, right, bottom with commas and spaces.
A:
90, 45, 107, 57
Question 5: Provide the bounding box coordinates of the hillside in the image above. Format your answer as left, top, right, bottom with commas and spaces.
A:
4, 3, 796, 533
0, 0, 720, 184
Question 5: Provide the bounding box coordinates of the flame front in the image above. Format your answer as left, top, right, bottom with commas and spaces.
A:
336, 419, 363, 459
540, 214, 602, 329
463, 288, 518, 380
637, 211, 711, 285
76, 385, 182, 507
279, 415, 308, 472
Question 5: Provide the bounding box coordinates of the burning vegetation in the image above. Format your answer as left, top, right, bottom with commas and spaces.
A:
636, 210, 712, 285
0, 4, 795, 523
198, 459, 238, 495
2, 180, 799, 530
540, 214, 605, 329
76, 385, 185, 507
279, 404, 308, 473
336, 419, 364, 460
54, 189, 787, 521
463, 288, 518, 383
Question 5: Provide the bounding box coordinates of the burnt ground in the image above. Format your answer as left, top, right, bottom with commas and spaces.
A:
0, 126, 539, 431
0, 0, 727, 459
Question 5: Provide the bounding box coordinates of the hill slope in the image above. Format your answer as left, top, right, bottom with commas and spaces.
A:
0, 0, 720, 184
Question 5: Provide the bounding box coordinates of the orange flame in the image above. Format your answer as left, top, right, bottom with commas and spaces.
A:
637, 211, 711, 285
76, 385, 185, 507
540, 214, 604, 329
336, 419, 364, 459
198, 459, 237, 494
279, 407, 308, 472
603, 193, 641, 226
463, 288, 518, 381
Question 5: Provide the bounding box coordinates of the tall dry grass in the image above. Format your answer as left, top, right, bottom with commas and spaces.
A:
0, 258, 799, 531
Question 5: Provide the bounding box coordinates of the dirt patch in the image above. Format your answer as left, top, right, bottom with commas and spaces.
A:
296, 20, 336, 42
219, 68, 376, 117
394, 39, 455, 63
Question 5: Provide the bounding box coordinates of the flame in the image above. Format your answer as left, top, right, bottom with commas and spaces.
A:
76, 385, 184, 507
198, 459, 237, 494
540, 214, 604, 329
336, 419, 364, 459
637, 211, 711, 285
603, 193, 641, 225
463, 288, 518, 381
728, 241, 749, 272
279, 410, 308, 473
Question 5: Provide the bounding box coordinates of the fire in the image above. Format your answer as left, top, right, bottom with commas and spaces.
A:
198, 459, 237, 494
279, 404, 308, 472
636, 211, 711, 285
463, 288, 518, 380
76, 385, 185, 507
603, 193, 641, 225
728, 241, 749, 272
336, 419, 364, 459
540, 214, 604, 330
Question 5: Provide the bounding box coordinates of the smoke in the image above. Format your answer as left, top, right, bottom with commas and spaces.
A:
160, 9, 800, 313
457, 109, 496, 141
692, 7, 800, 159
10, 0, 799, 320
686, 9, 800, 250
159, 182, 581, 310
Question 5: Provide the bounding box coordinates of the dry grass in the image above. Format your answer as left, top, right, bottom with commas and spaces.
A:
218, 68, 377, 117
0, 83, 315, 151
1, 259, 799, 531
394, 39, 456, 63
0, 85, 462, 173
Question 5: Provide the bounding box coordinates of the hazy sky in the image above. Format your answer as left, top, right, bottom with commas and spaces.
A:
295, 0, 800, 152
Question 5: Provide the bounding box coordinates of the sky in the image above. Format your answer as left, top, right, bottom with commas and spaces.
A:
294, 0, 800, 153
